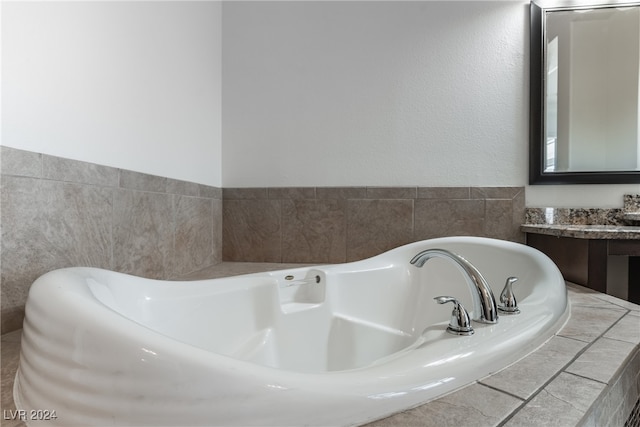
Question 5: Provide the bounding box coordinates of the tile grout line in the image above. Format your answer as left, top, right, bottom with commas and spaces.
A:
110, 178, 116, 271
493, 306, 632, 426
1, 171, 222, 201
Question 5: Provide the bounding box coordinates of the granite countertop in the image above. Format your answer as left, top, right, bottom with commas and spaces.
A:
521, 223, 640, 240
623, 212, 640, 222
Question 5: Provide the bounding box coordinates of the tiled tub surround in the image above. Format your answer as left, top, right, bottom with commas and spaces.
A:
373, 284, 640, 427
1, 261, 638, 427
0, 146, 223, 334
1, 146, 524, 336
223, 186, 525, 263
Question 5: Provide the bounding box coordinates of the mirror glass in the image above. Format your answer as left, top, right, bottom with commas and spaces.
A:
530, 1, 640, 184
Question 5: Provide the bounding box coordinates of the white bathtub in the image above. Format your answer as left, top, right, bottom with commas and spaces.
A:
14, 236, 568, 426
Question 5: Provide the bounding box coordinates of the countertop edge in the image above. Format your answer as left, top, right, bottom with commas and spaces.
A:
521, 224, 640, 240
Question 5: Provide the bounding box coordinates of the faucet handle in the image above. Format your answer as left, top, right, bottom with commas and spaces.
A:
434, 296, 474, 336
498, 276, 520, 314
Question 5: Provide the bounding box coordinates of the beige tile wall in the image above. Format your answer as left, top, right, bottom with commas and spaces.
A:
0, 147, 223, 334
223, 186, 525, 263
1, 147, 526, 335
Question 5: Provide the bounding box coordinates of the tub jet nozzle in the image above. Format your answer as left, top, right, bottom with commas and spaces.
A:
282, 275, 321, 287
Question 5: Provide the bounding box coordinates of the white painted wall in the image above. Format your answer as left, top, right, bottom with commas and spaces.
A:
222, 1, 530, 187
2, 0, 637, 208
1, 1, 222, 187
526, 184, 640, 208
222, 0, 640, 208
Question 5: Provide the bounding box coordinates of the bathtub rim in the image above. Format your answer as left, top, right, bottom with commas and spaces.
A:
13, 236, 570, 426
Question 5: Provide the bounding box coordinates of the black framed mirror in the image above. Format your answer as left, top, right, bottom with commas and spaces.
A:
530, 0, 640, 184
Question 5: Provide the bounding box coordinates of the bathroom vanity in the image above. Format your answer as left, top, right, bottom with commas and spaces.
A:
522, 224, 640, 304
523, 195, 640, 305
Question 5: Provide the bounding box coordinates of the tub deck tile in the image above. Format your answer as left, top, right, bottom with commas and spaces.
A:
503, 372, 606, 427
479, 335, 588, 400
592, 293, 640, 312
565, 337, 637, 385
557, 305, 627, 343
603, 313, 640, 345
365, 383, 522, 427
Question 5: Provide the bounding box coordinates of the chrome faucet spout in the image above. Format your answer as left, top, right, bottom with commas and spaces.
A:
410, 248, 498, 324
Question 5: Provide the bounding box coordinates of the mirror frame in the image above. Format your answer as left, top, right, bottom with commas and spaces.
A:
529, 1, 640, 184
